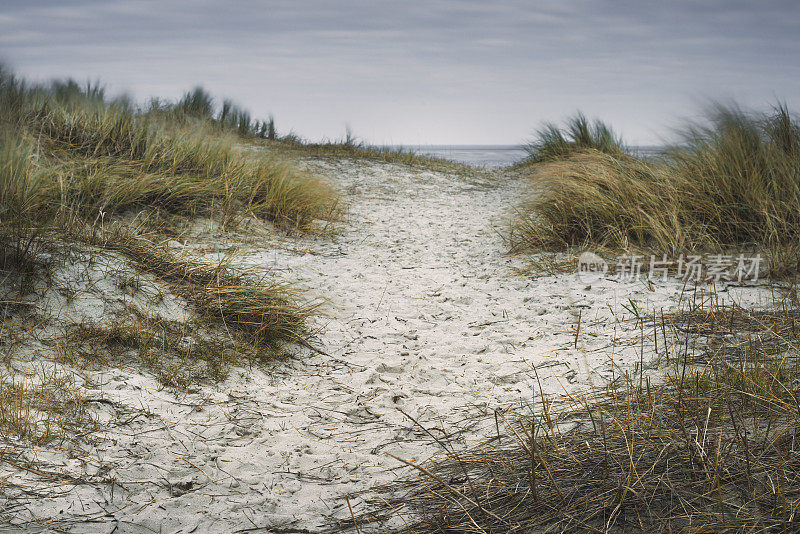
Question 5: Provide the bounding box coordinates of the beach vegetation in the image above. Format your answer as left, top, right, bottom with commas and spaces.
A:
0, 66, 334, 388
353, 293, 800, 532
518, 111, 626, 164
512, 103, 800, 275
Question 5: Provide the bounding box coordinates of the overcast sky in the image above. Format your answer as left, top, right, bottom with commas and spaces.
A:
1, 1, 798, 145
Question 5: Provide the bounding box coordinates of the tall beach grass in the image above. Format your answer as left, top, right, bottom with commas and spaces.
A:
513, 104, 800, 274
0, 68, 334, 383
0, 72, 337, 240
518, 112, 626, 165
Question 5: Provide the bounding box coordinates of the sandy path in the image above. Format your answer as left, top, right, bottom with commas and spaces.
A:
197, 159, 677, 530
16, 159, 776, 533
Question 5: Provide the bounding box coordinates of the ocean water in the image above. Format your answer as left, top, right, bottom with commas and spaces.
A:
384, 144, 666, 168
628, 145, 667, 162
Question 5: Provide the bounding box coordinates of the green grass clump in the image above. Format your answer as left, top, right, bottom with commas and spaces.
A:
519, 112, 626, 164
513, 103, 800, 273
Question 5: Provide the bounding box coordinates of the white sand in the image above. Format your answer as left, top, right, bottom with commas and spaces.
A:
2, 159, 779, 532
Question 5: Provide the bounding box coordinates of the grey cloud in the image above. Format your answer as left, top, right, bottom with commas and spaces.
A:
0, 0, 798, 144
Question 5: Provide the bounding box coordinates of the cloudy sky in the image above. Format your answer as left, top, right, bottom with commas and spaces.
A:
1, 1, 798, 145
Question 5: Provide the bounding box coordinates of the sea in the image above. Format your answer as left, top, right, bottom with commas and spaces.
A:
381, 145, 665, 168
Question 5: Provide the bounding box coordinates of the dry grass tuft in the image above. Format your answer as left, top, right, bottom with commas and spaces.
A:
63, 320, 235, 388
27, 226, 321, 388
347, 294, 800, 533
511, 150, 684, 253
0, 365, 95, 446
97, 230, 317, 354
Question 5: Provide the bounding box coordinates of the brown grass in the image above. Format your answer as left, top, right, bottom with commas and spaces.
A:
0, 364, 95, 446
343, 291, 800, 533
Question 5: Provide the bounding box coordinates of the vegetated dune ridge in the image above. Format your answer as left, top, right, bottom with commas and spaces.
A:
4, 157, 775, 532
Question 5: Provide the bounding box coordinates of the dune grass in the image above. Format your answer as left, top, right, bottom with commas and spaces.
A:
349, 290, 800, 532
58, 232, 317, 388
57, 233, 317, 388
412, 103, 800, 533
0, 364, 95, 446
94, 230, 316, 353
0, 130, 52, 269
359, 104, 800, 532
511, 151, 683, 253
0, 66, 338, 267
0, 73, 337, 244
0, 68, 333, 387
2, 221, 317, 392
517, 112, 626, 165
512, 104, 800, 274
147, 86, 468, 172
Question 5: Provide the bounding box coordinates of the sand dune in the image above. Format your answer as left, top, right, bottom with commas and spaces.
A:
4, 158, 776, 533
